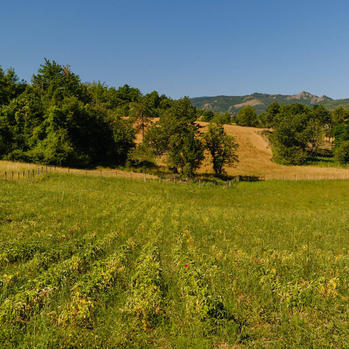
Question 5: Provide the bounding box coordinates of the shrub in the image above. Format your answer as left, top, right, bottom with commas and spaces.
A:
235, 106, 258, 127
335, 140, 349, 165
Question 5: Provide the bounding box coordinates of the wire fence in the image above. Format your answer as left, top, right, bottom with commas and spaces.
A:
0, 165, 156, 182
1, 165, 349, 183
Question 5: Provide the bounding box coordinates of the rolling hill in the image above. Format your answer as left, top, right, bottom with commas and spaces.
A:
198, 122, 349, 180
191, 91, 349, 114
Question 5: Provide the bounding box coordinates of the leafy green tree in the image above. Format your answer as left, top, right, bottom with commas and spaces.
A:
313, 105, 331, 126
203, 123, 238, 176
331, 106, 349, 126
235, 106, 258, 127
312, 105, 331, 141
108, 112, 136, 165
27, 97, 117, 166
260, 102, 280, 128
129, 99, 153, 139
31, 59, 89, 105
199, 110, 215, 122
0, 88, 43, 159
167, 130, 204, 177
0, 66, 26, 106
334, 140, 349, 164
272, 105, 313, 164
144, 97, 204, 176
211, 112, 232, 124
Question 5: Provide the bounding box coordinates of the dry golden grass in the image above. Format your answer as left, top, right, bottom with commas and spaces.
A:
198, 123, 349, 180
133, 120, 349, 180
0, 160, 156, 180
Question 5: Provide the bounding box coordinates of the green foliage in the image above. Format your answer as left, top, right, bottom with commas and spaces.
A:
200, 110, 232, 124
199, 109, 215, 121
87, 82, 141, 111
0, 66, 25, 106
332, 123, 349, 146
0, 60, 180, 169
235, 106, 258, 127
0, 60, 143, 167
31, 59, 89, 105
259, 101, 280, 128
334, 140, 349, 164
212, 112, 232, 124
313, 104, 331, 126
145, 97, 204, 176
167, 130, 204, 177
330, 106, 349, 125
124, 243, 165, 330
129, 99, 153, 139
203, 122, 239, 175
271, 103, 326, 164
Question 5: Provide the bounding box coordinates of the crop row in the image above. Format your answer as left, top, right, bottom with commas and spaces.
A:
0, 240, 46, 267
0, 231, 121, 326
58, 239, 136, 328
123, 242, 165, 330
173, 233, 237, 330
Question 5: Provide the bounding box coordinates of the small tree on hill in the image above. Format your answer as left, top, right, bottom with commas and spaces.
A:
235, 106, 258, 127
203, 122, 239, 176
144, 97, 204, 177
260, 102, 280, 128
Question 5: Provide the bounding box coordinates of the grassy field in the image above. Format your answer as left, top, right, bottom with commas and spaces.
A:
0, 173, 348, 348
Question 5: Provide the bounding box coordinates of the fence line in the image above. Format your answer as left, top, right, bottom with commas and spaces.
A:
1, 166, 49, 181
0, 165, 155, 181
1, 165, 349, 183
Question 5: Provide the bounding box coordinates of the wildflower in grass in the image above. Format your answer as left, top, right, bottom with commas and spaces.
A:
184, 264, 189, 268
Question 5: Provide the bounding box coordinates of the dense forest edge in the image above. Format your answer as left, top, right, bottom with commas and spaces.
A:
1, 60, 349, 178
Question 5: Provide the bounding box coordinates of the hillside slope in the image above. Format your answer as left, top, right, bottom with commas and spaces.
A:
191, 91, 349, 114
199, 123, 349, 180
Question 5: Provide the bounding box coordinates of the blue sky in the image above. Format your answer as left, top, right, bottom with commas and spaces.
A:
1, 0, 349, 99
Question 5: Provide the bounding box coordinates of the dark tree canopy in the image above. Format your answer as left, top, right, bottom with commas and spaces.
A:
0, 60, 140, 167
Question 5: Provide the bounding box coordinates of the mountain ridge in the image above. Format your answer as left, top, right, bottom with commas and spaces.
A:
191, 91, 349, 114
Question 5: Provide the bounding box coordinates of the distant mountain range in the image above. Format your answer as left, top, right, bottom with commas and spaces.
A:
191, 91, 349, 114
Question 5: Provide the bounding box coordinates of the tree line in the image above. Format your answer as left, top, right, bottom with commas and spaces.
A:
0, 60, 239, 177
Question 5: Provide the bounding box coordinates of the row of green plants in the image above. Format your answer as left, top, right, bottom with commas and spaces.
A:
0, 231, 121, 326
123, 243, 165, 331
58, 240, 135, 328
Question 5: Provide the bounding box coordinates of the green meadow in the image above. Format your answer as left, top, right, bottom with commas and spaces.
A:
0, 174, 348, 348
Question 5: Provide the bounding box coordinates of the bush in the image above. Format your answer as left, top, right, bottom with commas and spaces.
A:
335, 140, 349, 165
235, 106, 258, 127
